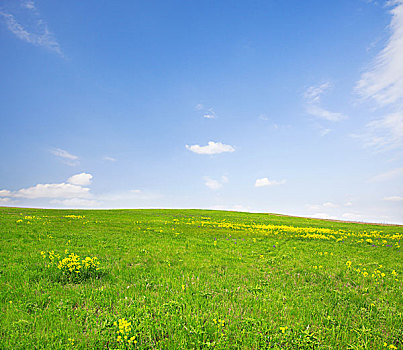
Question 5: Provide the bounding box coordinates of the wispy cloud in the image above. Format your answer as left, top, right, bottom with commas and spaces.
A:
51, 198, 99, 207
195, 104, 216, 119
255, 178, 286, 187
369, 167, 403, 182
186, 141, 235, 155
22, 1, 36, 10
50, 148, 79, 166
356, 111, 403, 150
0, 190, 12, 197
383, 195, 403, 201
0, 1, 62, 56
203, 113, 216, 119
104, 156, 117, 162
355, 1, 403, 150
310, 212, 338, 220
204, 176, 228, 190
304, 82, 347, 122
323, 202, 338, 208
356, 1, 403, 106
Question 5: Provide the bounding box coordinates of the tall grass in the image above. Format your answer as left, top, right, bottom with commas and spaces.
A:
0, 208, 401, 349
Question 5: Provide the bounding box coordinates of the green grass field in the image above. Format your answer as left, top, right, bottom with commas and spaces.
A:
0, 207, 402, 349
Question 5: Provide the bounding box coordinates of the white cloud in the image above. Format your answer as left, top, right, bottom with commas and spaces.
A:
255, 178, 286, 187
304, 82, 347, 122
2, 173, 93, 200
310, 213, 338, 220
383, 195, 403, 201
369, 167, 403, 182
0, 198, 11, 204
306, 204, 321, 211
13, 183, 90, 199
51, 198, 99, 207
361, 111, 403, 150
341, 213, 364, 221
22, 1, 36, 10
319, 127, 331, 136
356, 1, 403, 106
97, 190, 162, 202
323, 202, 338, 208
307, 202, 341, 210
50, 148, 79, 166
0, 7, 62, 56
21, 0, 36, 10
304, 82, 331, 103
204, 177, 222, 190
51, 148, 78, 160
186, 141, 235, 155
203, 175, 229, 190
67, 173, 93, 186
104, 156, 117, 162
355, 1, 403, 150
306, 105, 347, 122
0, 190, 11, 197
195, 104, 216, 118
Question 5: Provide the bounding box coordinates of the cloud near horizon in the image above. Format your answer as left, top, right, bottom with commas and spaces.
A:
0, 173, 93, 200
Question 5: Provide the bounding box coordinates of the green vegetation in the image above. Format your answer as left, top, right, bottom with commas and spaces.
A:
0, 207, 401, 349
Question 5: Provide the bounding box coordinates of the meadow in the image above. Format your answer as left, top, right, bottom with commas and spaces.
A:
0, 207, 401, 349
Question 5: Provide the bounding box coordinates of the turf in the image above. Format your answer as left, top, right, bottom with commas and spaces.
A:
0, 207, 401, 349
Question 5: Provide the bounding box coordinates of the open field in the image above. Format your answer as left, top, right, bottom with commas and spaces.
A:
0, 207, 402, 349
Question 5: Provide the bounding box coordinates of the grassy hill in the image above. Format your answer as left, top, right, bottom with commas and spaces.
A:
0, 207, 401, 349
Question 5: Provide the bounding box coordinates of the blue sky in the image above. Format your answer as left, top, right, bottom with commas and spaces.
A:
1, 0, 402, 223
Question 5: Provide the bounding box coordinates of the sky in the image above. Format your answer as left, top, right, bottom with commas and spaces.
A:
0, 0, 402, 224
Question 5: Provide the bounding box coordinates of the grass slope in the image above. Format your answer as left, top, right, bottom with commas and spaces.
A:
0, 207, 402, 349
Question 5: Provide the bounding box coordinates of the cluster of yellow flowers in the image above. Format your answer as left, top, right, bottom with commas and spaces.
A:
58, 253, 83, 274
213, 318, 225, 327
346, 261, 399, 282
64, 215, 86, 219
212, 318, 226, 336
16, 215, 43, 224
182, 217, 402, 243
41, 251, 100, 276
82, 256, 99, 269
40, 250, 60, 268
114, 318, 137, 345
